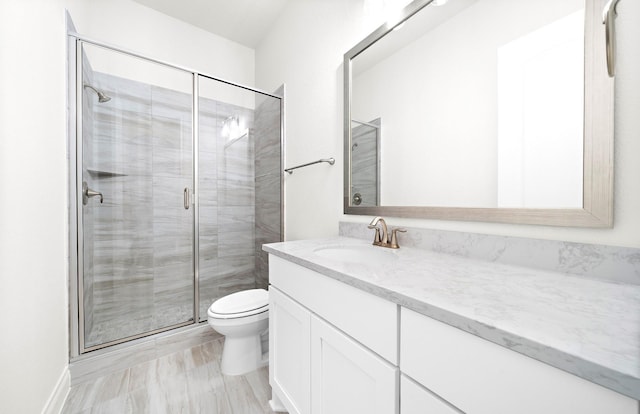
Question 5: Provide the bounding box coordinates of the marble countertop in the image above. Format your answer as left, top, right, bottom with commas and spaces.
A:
263, 237, 640, 400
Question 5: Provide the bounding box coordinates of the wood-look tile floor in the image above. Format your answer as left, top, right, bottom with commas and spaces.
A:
62, 338, 275, 414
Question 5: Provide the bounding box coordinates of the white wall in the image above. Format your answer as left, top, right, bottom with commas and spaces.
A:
256, 0, 369, 240
256, 0, 640, 248
0, 1, 69, 413
0, 1, 255, 412
65, 0, 254, 87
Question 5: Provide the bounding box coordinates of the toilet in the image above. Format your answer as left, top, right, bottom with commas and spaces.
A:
207, 288, 269, 375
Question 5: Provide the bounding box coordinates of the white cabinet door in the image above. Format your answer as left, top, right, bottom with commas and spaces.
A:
401, 375, 462, 414
270, 287, 311, 414
310, 315, 398, 414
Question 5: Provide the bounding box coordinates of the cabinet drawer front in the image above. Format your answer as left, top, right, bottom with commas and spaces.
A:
311, 315, 398, 414
270, 255, 398, 364
401, 375, 462, 414
401, 307, 637, 414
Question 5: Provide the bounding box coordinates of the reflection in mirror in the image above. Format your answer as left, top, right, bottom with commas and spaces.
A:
345, 0, 614, 227
351, 119, 380, 206
351, 0, 584, 208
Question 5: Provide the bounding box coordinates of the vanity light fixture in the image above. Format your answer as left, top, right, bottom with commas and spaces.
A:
364, 0, 413, 30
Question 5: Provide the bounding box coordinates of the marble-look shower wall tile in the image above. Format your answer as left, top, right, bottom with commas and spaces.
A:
198, 265, 219, 320
339, 221, 640, 285
199, 257, 255, 319
351, 120, 379, 207
152, 136, 192, 178
151, 116, 191, 152
218, 206, 255, 232
198, 100, 221, 155
82, 55, 96, 336
90, 142, 154, 177
218, 229, 255, 259
255, 173, 281, 290
198, 94, 264, 318
86, 72, 195, 347
92, 109, 153, 147
153, 262, 194, 327
152, 85, 192, 122
152, 176, 193, 221
215, 272, 256, 299
218, 134, 255, 207
218, 179, 254, 207
93, 204, 153, 244
254, 174, 281, 236
199, 206, 219, 257
254, 92, 283, 290
199, 180, 219, 207
198, 98, 223, 319
94, 175, 153, 206
214, 101, 256, 297
150, 83, 194, 329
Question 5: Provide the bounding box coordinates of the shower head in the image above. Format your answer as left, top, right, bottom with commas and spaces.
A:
83, 84, 111, 103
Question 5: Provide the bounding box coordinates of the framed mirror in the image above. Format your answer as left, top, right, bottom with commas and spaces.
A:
344, 0, 614, 227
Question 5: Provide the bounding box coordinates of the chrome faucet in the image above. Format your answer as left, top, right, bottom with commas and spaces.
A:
368, 217, 406, 249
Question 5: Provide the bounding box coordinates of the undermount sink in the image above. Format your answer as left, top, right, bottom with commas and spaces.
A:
313, 244, 398, 265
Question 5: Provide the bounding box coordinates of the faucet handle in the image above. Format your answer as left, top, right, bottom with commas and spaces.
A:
367, 224, 382, 244
390, 228, 407, 249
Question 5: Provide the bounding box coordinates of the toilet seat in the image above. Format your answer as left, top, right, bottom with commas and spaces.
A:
208, 288, 268, 320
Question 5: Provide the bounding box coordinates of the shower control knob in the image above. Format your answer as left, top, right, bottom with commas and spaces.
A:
82, 181, 104, 205
352, 192, 362, 205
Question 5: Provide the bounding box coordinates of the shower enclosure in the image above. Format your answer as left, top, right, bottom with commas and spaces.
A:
69, 37, 283, 355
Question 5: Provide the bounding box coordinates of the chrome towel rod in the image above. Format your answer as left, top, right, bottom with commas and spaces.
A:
285, 158, 335, 174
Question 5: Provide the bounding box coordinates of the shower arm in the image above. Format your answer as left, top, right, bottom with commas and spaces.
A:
83, 84, 100, 95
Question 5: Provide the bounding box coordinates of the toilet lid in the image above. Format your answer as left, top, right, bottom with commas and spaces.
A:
209, 288, 268, 316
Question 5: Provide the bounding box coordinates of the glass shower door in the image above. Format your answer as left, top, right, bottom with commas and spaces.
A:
79, 42, 195, 351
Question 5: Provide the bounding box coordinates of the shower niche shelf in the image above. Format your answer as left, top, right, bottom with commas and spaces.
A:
87, 168, 127, 178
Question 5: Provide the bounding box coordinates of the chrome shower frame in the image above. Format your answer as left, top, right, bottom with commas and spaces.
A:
67, 31, 285, 359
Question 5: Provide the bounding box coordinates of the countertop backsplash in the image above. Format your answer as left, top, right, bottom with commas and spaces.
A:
339, 221, 640, 285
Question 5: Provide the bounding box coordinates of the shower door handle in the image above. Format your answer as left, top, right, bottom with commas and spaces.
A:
184, 188, 190, 210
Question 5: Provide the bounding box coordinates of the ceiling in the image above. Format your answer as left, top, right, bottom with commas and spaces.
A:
131, 0, 291, 48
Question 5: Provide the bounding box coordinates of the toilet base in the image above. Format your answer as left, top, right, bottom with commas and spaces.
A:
220, 333, 267, 375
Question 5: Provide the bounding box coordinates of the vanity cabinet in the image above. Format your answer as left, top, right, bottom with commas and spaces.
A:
401, 307, 637, 414
269, 256, 398, 414
268, 254, 638, 414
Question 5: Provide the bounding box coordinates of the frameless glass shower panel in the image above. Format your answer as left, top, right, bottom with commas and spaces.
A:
80, 42, 195, 349
198, 76, 282, 321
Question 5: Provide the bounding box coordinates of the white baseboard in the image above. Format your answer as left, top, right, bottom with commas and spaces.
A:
42, 367, 70, 414
269, 391, 288, 413
269, 399, 288, 413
